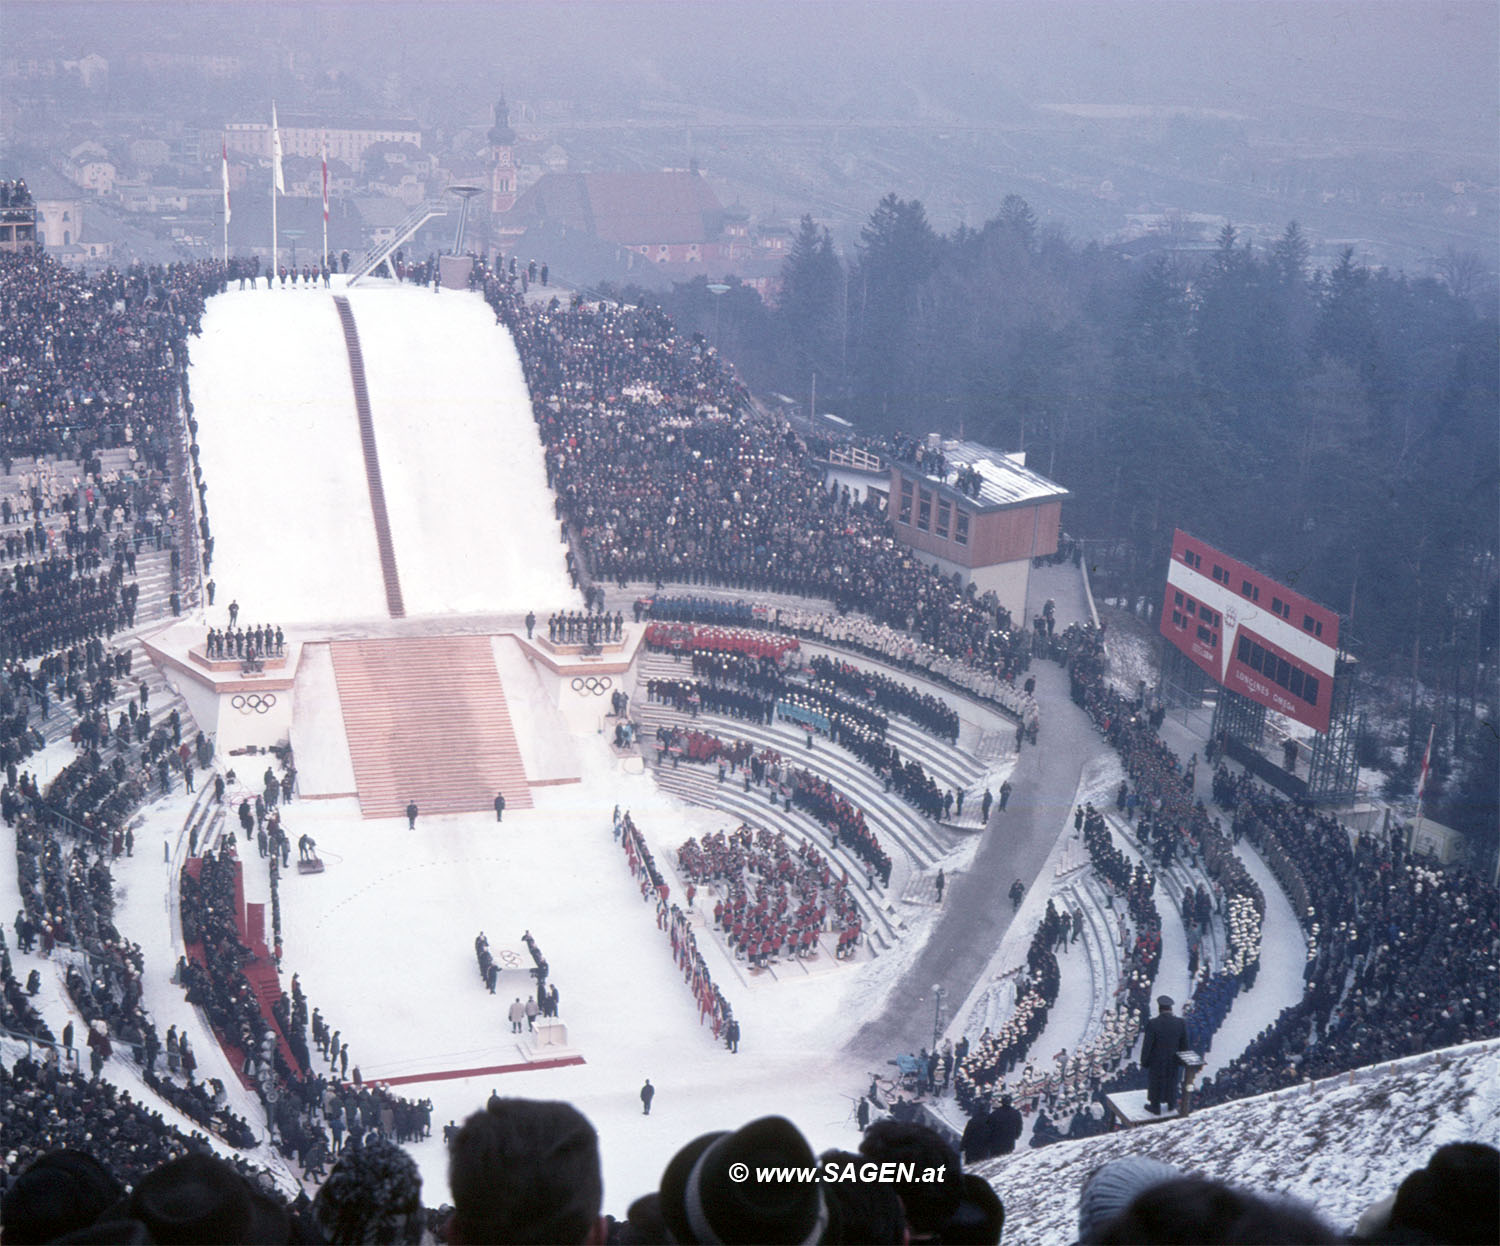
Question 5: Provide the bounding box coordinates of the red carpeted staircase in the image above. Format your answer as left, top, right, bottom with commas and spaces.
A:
332, 295, 405, 618
182, 857, 301, 1085
330, 635, 533, 818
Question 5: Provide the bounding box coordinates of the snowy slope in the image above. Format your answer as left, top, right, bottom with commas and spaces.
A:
189, 284, 391, 624
344, 283, 574, 617
977, 1037, 1500, 1244
188, 279, 573, 626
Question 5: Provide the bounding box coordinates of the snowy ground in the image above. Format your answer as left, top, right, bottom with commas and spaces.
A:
979, 1036, 1500, 1244
269, 759, 887, 1209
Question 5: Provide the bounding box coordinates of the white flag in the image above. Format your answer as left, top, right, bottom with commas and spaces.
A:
271, 103, 285, 194
221, 140, 231, 224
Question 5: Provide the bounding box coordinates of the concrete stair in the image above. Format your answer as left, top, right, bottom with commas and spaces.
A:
332, 296, 405, 618
131, 546, 179, 624
39, 632, 198, 767
330, 636, 532, 819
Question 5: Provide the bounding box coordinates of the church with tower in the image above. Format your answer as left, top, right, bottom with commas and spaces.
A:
489, 96, 517, 216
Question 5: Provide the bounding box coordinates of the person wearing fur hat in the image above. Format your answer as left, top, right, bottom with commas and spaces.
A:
1076, 1156, 1182, 1243
313, 1135, 424, 1244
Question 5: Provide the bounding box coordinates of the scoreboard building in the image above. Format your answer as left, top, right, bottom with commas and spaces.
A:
1159, 528, 1358, 802
1161, 529, 1339, 733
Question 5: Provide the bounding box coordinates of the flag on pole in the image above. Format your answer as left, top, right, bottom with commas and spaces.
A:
221, 140, 231, 224
321, 141, 329, 222
271, 103, 285, 194
1416, 722, 1435, 806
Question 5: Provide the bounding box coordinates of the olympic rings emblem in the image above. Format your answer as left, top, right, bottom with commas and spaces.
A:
570, 675, 613, 697
494, 949, 522, 969
230, 693, 277, 715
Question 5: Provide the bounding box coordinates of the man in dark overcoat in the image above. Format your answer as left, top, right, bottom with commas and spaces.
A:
1140, 994, 1190, 1114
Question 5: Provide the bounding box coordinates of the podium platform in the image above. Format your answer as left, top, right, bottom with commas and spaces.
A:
1103, 1089, 1180, 1127
1103, 1053, 1205, 1127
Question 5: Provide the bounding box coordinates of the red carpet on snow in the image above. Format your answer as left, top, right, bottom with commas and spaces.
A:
371, 1054, 585, 1088
330, 636, 533, 819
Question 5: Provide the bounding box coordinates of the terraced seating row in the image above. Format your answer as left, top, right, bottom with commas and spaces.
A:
636, 650, 979, 860
634, 678, 948, 873
1109, 812, 1226, 974
640, 732, 900, 954
1070, 874, 1127, 1047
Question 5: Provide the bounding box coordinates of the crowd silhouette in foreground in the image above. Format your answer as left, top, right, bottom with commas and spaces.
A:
3, 1086, 1495, 1243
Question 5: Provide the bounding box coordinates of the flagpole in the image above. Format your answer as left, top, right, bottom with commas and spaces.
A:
271, 101, 279, 278
221, 140, 230, 266
321, 135, 329, 272
1411, 721, 1435, 853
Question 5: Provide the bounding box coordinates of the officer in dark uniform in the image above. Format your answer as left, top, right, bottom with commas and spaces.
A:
1140, 995, 1190, 1114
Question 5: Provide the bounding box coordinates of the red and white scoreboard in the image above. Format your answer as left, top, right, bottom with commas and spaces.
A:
1159, 529, 1340, 733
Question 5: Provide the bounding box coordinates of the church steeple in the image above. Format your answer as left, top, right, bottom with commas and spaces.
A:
488, 96, 516, 148
489, 94, 517, 214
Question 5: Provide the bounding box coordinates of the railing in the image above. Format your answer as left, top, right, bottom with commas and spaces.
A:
346, 200, 449, 286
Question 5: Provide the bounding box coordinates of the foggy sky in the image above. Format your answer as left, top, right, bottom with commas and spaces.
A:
8, 0, 1496, 150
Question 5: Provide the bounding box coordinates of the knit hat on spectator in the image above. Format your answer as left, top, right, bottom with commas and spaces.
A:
1077, 1156, 1181, 1243
0, 1149, 124, 1244
1387, 1142, 1500, 1244
313, 1135, 424, 1244
659, 1116, 827, 1244
126, 1152, 292, 1244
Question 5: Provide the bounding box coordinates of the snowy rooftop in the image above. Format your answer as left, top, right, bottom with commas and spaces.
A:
918, 439, 1070, 511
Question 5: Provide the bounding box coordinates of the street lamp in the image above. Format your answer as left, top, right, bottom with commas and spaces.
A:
707, 281, 730, 349
931, 983, 945, 1049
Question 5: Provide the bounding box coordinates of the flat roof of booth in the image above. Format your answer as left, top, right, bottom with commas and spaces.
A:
895, 439, 1070, 512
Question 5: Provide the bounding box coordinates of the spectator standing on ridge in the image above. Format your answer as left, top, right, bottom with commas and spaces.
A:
640, 1078, 655, 1115
406, 800, 418, 830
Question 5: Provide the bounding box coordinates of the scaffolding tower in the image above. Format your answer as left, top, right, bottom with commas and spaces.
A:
1210, 686, 1267, 749
1306, 650, 1361, 804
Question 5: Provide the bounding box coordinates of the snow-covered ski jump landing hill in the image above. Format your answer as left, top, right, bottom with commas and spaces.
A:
189, 279, 573, 626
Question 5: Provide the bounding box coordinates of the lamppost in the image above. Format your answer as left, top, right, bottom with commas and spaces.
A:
931, 983, 945, 1049
707, 281, 730, 349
